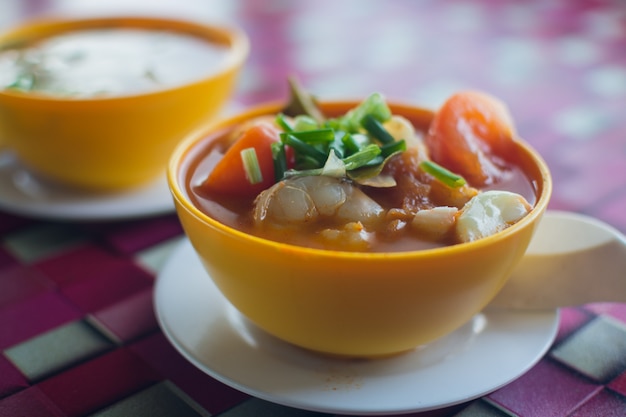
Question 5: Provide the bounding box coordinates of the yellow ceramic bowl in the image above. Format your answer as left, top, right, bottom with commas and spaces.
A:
168, 101, 552, 358
0, 16, 248, 190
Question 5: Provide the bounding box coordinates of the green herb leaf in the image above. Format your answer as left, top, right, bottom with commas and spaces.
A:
320, 150, 346, 178
7, 73, 35, 92
347, 148, 403, 187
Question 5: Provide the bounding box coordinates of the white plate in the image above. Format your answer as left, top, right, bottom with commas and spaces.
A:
154, 239, 559, 415
0, 152, 174, 221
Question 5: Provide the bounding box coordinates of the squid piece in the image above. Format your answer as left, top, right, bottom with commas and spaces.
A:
253, 175, 385, 228
455, 190, 532, 243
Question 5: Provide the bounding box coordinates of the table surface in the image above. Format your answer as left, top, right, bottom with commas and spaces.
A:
1, 1, 626, 416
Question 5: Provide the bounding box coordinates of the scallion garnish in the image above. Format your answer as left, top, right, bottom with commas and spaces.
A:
280, 134, 327, 165
275, 113, 294, 132
341, 133, 371, 154
380, 139, 406, 157
292, 115, 319, 132
361, 114, 395, 145
341, 92, 392, 132
342, 144, 381, 170
240, 148, 263, 185
274, 81, 409, 185
271, 142, 287, 182
420, 160, 467, 188
329, 131, 346, 158
280, 128, 335, 144
7, 72, 35, 91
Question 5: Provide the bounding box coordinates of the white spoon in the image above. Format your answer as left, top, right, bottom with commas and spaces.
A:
489, 210, 626, 310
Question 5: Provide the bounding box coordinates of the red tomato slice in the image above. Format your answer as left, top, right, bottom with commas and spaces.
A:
202, 122, 285, 197
424, 91, 516, 187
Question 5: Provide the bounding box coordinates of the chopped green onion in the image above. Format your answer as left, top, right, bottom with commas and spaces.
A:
341, 133, 372, 155
276, 85, 410, 184
240, 148, 263, 185
280, 128, 334, 144
380, 139, 406, 157
280, 134, 327, 165
341, 133, 359, 154
342, 144, 382, 170
7, 73, 35, 91
275, 113, 294, 132
420, 160, 467, 188
342, 92, 392, 132
361, 114, 395, 144
329, 131, 346, 158
292, 115, 319, 131
360, 92, 393, 122
271, 142, 287, 181
296, 154, 323, 170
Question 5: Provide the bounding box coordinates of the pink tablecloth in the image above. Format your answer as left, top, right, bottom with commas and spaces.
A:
1, 1, 625, 416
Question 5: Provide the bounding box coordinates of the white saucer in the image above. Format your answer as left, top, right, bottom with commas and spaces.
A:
154, 239, 559, 415
0, 152, 174, 221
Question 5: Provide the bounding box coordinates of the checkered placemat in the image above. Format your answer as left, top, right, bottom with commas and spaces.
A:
1, 211, 625, 417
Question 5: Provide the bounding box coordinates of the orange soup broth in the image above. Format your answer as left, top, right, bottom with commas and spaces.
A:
182, 111, 539, 253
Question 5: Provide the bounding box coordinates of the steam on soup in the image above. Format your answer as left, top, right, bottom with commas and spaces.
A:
184, 83, 538, 252
0, 26, 230, 97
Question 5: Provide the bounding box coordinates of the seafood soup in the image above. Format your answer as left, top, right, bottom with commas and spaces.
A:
182, 88, 539, 253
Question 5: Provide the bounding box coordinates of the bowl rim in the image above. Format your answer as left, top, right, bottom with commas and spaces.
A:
0, 15, 249, 103
168, 99, 553, 260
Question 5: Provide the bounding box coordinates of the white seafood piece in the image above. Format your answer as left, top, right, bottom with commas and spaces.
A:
253, 175, 384, 227
456, 190, 532, 242
411, 206, 458, 241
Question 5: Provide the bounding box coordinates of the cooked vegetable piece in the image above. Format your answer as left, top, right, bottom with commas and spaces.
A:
282, 76, 326, 123
240, 148, 263, 185
275, 113, 294, 132
424, 91, 516, 186
420, 160, 466, 188
202, 122, 283, 197
271, 142, 288, 182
